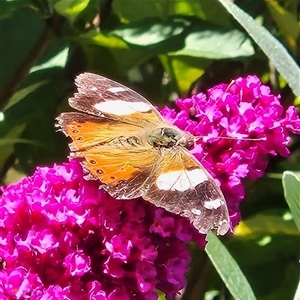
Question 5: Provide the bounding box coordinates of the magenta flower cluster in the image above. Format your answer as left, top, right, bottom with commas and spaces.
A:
0, 160, 205, 299
0, 75, 299, 299
161, 75, 300, 228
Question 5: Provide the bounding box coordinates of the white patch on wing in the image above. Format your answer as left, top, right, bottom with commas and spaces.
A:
107, 87, 127, 93
203, 199, 222, 210
191, 208, 202, 216
94, 100, 151, 115
90, 86, 98, 91
156, 168, 208, 192
216, 219, 230, 235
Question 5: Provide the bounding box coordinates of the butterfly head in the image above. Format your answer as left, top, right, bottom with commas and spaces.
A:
147, 127, 195, 149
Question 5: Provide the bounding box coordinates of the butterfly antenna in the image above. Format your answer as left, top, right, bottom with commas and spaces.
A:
224, 79, 236, 92
200, 136, 265, 142
191, 79, 266, 143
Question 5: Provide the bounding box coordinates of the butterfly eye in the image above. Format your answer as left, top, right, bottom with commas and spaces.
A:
161, 128, 179, 139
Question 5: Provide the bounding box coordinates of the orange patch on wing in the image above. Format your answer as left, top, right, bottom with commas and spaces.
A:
124, 111, 164, 126
82, 155, 139, 185
64, 119, 144, 152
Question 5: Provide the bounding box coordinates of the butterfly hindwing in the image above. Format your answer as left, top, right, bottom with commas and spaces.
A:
144, 148, 230, 235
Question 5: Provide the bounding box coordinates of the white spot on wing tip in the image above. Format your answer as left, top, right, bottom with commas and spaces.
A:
107, 87, 127, 93
191, 208, 202, 216
217, 220, 230, 235
204, 199, 222, 210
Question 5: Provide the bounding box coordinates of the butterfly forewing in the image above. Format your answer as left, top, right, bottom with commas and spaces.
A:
57, 111, 160, 194
68, 73, 165, 127
57, 112, 124, 152
56, 72, 231, 236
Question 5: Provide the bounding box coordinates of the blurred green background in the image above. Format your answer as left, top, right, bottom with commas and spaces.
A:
0, 0, 299, 299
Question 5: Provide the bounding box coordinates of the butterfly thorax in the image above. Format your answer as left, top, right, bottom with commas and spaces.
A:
147, 127, 195, 149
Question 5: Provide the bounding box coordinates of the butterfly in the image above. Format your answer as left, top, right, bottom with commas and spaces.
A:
56, 72, 230, 235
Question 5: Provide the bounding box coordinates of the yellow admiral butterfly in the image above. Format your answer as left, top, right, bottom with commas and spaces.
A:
56, 73, 230, 235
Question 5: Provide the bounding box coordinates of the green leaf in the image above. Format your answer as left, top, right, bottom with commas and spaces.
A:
229, 210, 299, 266
113, 0, 170, 21
218, 0, 300, 97
1, 67, 70, 173
30, 47, 70, 73
0, 124, 26, 171
112, 16, 253, 59
113, 0, 231, 27
80, 43, 150, 77
76, 29, 129, 49
236, 210, 299, 237
0, 8, 45, 88
0, 137, 38, 147
259, 262, 300, 300
0, 0, 28, 19
1, 39, 70, 136
188, 0, 232, 27
3, 81, 47, 111
112, 17, 190, 47
266, 0, 300, 41
294, 280, 300, 300
170, 27, 254, 59
282, 171, 300, 231
205, 232, 257, 300
226, 209, 299, 299
54, 0, 90, 23
160, 55, 207, 94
